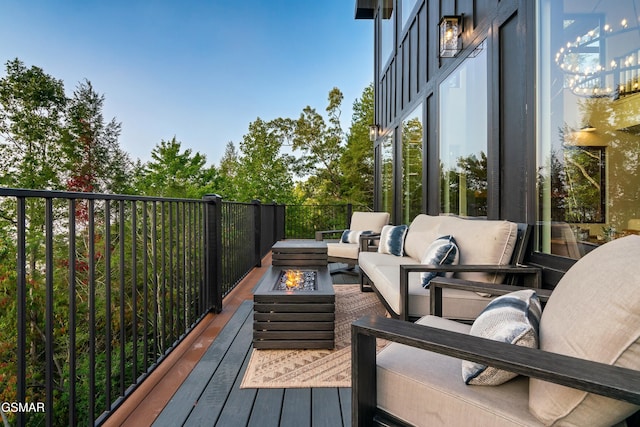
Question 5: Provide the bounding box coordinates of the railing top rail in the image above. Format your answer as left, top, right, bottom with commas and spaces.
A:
0, 187, 204, 203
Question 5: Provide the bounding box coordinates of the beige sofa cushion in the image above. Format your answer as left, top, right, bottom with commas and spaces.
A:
403, 214, 444, 260
350, 211, 390, 233
529, 235, 640, 426
435, 216, 518, 282
377, 316, 542, 426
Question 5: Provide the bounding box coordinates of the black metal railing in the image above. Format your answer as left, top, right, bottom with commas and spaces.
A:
0, 187, 360, 426
284, 203, 368, 239
0, 189, 284, 427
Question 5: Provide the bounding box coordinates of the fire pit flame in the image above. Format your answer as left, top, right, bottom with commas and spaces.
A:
273, 269, 318, 291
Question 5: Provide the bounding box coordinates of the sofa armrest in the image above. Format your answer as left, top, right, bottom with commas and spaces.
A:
315, 229, 346, 241
397, 264, 542, 320
428, 276, 552, 318
351, 315, 640, 427
359, 233, 381, 252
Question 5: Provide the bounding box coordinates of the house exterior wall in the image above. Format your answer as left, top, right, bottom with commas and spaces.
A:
359, 0, 640, 271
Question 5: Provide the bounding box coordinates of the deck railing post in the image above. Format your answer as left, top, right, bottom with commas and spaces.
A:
252, 199, 262, 267
272, 201, 279, 245
203, 194, 222, 313
347, 203, 353, 228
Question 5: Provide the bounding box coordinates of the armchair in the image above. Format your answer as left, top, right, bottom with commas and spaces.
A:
315, 211, 390, 274
352, 235, 640, 426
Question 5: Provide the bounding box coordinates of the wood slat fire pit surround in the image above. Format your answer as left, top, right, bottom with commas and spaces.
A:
271, 240, 328, 267
253, 266, 335, 349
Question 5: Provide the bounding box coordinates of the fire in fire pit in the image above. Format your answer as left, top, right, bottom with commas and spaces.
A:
273, 269, 318, 291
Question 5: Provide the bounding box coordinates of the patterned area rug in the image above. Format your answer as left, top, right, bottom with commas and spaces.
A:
240, 284, 388, 389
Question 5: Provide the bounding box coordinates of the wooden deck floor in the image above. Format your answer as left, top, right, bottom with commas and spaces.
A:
106, 255, 358, 427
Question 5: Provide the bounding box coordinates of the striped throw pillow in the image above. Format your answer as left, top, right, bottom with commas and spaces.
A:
420, 235, 459, 288
462, 289, 542, 385
377, 225, 408, 256
340, 229, 373, 244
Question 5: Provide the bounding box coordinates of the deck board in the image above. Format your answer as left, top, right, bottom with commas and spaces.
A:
149, 265, 357, 427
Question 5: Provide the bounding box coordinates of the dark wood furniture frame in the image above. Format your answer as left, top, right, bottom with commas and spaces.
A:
360, 223, 542, 320
315, 230, 381, 275
351, 279, 640, 427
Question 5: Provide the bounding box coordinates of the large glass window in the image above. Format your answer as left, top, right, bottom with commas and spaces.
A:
402, 105, 423, 224
401, 0, 418, 29
380, 132, 395, 218
439, 41, 488, 216
380, 0, 395, 72
537, 1, 640, 259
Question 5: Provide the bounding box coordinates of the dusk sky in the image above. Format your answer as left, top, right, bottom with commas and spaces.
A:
0, 1, 373, 165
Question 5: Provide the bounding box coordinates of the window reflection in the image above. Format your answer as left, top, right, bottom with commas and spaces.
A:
402, 105, 423, 224
380, 0, 394, 72
380, 133, 394, 219
537, 0, 640, 258
439, 41, 488, 217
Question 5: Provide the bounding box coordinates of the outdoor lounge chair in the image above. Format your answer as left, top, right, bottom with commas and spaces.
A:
315, 211, 390, 274
352, 235, 640, 426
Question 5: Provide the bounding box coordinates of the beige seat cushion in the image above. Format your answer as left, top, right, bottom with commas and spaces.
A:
377, 316, 542, 426
529, 235, 640, 426
349, 211, 390, 233
370, 265, 491, 320
326, 242, 359, 260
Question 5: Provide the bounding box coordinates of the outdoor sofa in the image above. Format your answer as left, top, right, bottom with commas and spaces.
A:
359, 214, 539, 321
352, 235, 640, 426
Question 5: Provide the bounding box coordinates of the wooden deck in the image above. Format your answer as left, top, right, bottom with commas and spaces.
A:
105, 254, 358, 427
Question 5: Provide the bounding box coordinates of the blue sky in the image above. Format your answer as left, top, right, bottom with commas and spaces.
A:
0, 1, 373, 165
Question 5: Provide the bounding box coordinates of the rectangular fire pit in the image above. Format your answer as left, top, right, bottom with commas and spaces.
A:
253, 267, 335, 349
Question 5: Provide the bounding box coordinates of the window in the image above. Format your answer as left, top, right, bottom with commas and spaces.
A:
402, 104, 423, 224
537, 1, 640, 258
380, 132, 395, 218
439, 41, 488, 217
401, 0, 418, 29
380, 0, 395, 72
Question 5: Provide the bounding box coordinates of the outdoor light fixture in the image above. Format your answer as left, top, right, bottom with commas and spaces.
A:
369, 124, 379, 142
439, 15, 463, 58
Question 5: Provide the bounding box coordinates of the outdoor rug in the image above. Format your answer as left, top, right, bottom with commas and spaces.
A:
240, 284, 388, 389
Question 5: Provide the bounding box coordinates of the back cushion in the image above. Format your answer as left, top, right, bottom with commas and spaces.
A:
350, 211, 390, 233
436, 216, 518, 283
529, 235, 640, 426
403, 214, 444, 260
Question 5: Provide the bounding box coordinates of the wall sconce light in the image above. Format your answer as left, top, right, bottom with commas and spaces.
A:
369, 124, 379, 142
439, 15, 463, 58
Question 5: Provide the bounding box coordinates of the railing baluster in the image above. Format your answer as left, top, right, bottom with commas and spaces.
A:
45, 198, 54, 427
68, 200, 77, 426
152, 202, 158, 359
119, 200, 126, 396
16, 197, 26, 427
131, 200, 137, 384
142, 201, 149, 373
105, 200, 112, 412
88, 199, 96, 423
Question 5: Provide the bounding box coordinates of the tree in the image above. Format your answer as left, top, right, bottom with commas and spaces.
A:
0, 58, 67, 190
341, 83, 375, 207
216, 141, 240, 199
234, 118, 296, 203
275, 88, 346, 203
134, 137, 218, 198
61, 79, 132, 196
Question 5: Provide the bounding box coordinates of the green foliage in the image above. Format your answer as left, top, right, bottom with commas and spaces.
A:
0, 58, 67, 190
61, 79, 132, 194
341, 83, 375, 207
133, 137, 219, 198
233, 118, 297, 203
